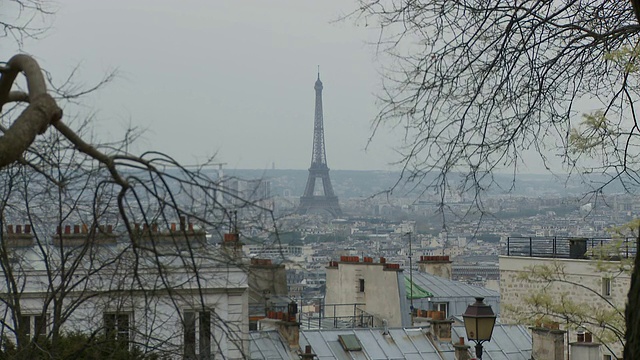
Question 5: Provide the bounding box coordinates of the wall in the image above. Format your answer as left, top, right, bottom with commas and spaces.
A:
325, 260, 405, 327
0, 244, 250, 359
500, 255, 629, 358
248, 260, 288, 315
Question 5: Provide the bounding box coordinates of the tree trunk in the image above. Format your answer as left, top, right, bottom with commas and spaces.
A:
624, 236, 640, 359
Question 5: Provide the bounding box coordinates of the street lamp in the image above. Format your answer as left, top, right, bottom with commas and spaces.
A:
462, 297, 496, 360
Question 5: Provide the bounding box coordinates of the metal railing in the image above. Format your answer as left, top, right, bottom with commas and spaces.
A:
503, 236, 638, 259
301, 303, 382, 330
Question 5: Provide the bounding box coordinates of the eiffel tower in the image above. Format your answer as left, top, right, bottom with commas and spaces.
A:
297, 71, 342, 217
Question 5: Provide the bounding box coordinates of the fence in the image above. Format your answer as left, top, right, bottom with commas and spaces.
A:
503, 237, 637, 259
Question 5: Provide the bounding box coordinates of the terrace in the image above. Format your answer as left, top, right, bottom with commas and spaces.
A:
503, 236, 637, 259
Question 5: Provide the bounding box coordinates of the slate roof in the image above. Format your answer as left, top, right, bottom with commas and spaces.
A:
409, 271, 498, 299
249, 330, 293, 360
299, 327, 447, 360
451, 325, 532, 360
248, 324, 532, 359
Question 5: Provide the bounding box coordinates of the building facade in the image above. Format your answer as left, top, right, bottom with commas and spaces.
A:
0, 223, 250, 359
500, 237, 631, 359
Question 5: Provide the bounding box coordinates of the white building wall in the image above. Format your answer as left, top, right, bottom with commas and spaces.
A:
325, 261, 405, 327
0, 246, 250, 359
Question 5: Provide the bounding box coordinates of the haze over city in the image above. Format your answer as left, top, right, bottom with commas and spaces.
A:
6, 0, 411, 171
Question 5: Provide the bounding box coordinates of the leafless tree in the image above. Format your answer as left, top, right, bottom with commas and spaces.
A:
353, 0, 640, 357
0, 3, 276, 359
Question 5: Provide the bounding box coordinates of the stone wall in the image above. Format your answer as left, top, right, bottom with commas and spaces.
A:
500, 255, 629, 358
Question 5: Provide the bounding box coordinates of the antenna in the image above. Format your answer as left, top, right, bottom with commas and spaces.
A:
317, 65, 320, 79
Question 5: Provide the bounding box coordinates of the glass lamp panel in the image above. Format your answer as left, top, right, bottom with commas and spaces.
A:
477, 317, 497, 341
463, 317, 478, 340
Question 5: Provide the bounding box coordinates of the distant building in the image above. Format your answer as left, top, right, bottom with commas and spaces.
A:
220, 178, 273, 213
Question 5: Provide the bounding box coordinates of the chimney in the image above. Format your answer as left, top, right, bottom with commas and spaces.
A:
222, 232, 243, 259
417, 255, 452, 279
530, 325, 566, 360
570, 332, 601, 360
453, 337, 471, 360
259, 306, 300, 350
299, 345, 316, 360
429, 315, 454, 341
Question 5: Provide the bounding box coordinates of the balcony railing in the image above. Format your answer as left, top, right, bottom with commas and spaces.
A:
503, 236, 638, 259
299, 303, 383, 330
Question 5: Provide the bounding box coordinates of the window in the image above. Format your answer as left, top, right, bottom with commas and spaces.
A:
338, 334, 362, 351
184, 310, 212, 359
604, 355, 613, 360
435, 302, 449, 318
602, 278, 612, 297
18, 314, 47, 340
104, 312, 131, 343
358, 279, 365, 292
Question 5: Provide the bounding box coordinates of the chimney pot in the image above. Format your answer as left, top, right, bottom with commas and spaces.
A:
577, 333, 585, 342
180, 216, 186, 231
7, 225, 13, 234
188, 223, 194, 231
65, 225, 71, 234
305, 345, 312, 354
152, 223, 158, 233
56, 225, 61, 235
107, 225, 113, 233
24, 224, 30, 234
73, 225, 80, 234
16, 225, 22, 234
584, 332, 592, 343
82, 224, 88, 233
171, 223, 176, 231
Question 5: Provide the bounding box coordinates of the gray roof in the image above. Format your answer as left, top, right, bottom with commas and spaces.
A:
451, 324, 532, 360
299, 328, 448, 359
409, 272, 499, 299
248, 324, 531, 360
249, 330, 292, 360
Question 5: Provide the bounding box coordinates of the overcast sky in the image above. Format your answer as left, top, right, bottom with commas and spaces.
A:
11, 1, 405, 171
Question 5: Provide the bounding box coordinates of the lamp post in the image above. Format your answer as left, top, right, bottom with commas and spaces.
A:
406, 232, 413, 319
462, 297, 496, 360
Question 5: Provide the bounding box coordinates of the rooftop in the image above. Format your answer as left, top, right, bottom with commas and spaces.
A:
503, 236, 637, 259
249, 324, 532, 360
410, 271, 499, 299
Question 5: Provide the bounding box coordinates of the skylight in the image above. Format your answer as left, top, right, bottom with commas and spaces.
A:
338, 334, 362, 351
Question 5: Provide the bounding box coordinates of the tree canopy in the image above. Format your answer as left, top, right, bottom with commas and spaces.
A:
353, 0, 640, 357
